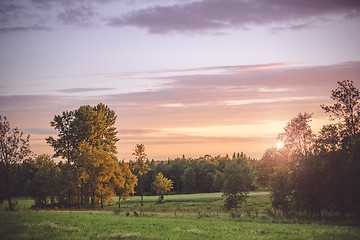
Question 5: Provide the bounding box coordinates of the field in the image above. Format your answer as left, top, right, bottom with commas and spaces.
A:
1, 192, 360, 240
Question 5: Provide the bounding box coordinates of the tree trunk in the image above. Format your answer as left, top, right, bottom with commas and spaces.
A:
5, 164, 13, 211
91, 190, 95, 209
160, 194, 164, 204
118, 197, 121, 208
140, 176, 144, 206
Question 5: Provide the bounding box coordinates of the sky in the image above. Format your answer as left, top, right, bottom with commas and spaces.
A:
0, 0, 360, 160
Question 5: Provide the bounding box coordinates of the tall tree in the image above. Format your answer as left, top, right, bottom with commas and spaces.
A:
255, 148, 284, 189
0, 116, 31, 210
47, 103, 119, 206
278, 112, 315, 157
77, 143, 118, 208
46, 110, 76, 163
132, 144, 149, 206
47, 103, 119, 161
152, 172, 173, 203
72, 104, 119, 156
321, 79, 360, 148
222, 160, 252, 212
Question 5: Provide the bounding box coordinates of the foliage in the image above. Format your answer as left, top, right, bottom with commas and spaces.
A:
152, 172, 173, 203
277, 112, 315, 157
114, 161, 137, 208
268, 80, 360, 219
255, 148, 285, 189
0, 116, 31, 210
182, 167, 196, 193
46, 103, 118, 162
321, 80, 360, 145
132, 144, 149, 206
222, 160, 252, 212
76, 144, 119, 208
39, 103, 137, 208
24, 155, 57, 206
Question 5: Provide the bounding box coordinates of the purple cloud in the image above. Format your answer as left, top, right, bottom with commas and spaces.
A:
58, 87, 115, 93
0, 25, 52, 33
108, 0, 360, 34
57, 5, 97, 27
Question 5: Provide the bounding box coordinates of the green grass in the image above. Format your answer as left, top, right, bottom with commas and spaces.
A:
112, 191, 271, 214
1, 211, 359, 240
1, 192, 359, 239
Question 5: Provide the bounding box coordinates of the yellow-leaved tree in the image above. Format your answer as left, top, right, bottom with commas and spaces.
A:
114, 161, 137, 208
152, 172, 173, 204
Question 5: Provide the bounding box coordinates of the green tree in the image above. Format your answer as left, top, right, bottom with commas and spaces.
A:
152, 172, 173, 203
46, 110, 76, 163
269, 165, 293, 216
182, 167, 196, 193
24, 155, 57, 206
47, 103, 119, 206
47, 103, 119, 161
0, 116, 31, 210
212, 170, 223, 192
132, 144, 149, 206
222, 160, 252, 212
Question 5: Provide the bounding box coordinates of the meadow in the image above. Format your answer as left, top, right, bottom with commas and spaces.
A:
1, 192, 360, 240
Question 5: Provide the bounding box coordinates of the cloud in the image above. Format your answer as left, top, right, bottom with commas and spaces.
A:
57, 5, 97, 27
0, 1, 25, 26
0, 25, 52, 33
57, 87, 115, 93
108, 0, 360, 34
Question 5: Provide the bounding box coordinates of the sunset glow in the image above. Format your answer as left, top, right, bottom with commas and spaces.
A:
276, 142, 285, 150
1, 0, 360, 160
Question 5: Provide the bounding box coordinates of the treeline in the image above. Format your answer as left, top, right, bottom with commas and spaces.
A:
2, 148, 254, 210
1, 80, 359, 219
256, 80, 360, 219
133, 153, 255, 196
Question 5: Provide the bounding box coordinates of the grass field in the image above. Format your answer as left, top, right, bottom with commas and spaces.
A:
1, 192, 359, 239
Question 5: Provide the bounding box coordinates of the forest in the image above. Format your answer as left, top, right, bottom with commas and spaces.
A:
0, 79, 359, 220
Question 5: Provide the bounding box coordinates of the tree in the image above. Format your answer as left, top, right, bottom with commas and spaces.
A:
72, 104, 119, 157
212, 170, 223, 192
47, 103, 119, 162
24, 155, 57, 206
152, 172, 173, 203
182, 167, 196, 193
315, 124, 341, 152
269, 165, 293, 216
46, 110, 76, 163
222, 160, 252, 212
321, 79, 360, 149
278, 112, 315, 157
47, 103, 119, 206
114, 161, 137, 208
77, 143, 118, 208
132, 144, 149, 206
0, 116, 31, 210
255, 147, 282, 189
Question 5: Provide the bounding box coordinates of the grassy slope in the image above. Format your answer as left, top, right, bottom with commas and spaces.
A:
1, 211, 360, 240
1, 192, 359, 239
